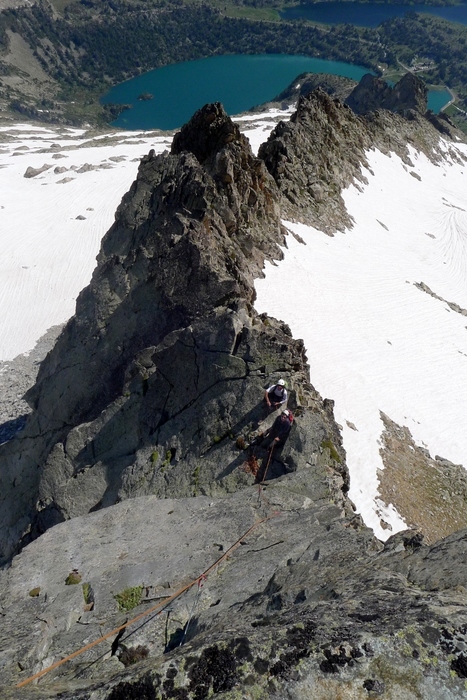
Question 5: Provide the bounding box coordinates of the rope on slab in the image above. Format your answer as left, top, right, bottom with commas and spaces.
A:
16, 514, 278, 689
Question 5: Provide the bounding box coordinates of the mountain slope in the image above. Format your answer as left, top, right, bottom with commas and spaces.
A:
256, 136, 467, 540
0, 103, 344, 566
1, 92, 467, 698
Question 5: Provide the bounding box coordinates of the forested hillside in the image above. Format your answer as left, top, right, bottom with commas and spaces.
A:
0, 0, 466, 128
381, 13, 467, 91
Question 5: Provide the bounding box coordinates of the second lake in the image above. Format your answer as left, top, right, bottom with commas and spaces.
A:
102, 54, 451, 131
102, 54, 371, 131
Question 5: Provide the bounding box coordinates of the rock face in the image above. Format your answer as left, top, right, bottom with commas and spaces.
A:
384, 72, 428, 114
346, 72, 428, 116
259, 71, 430, 123
258, 85, 461, 232
0, 102, 340, 563
345, 73, 393, 115
1, 448, 467, 699
344, 73, 458, 138
1, 97, 467, 699
271, 72, 358, 109
258, 89, 369, 231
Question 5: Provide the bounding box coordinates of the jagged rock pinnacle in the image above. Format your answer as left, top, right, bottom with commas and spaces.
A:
0, 104, 330, 564
171, 102, 242, 163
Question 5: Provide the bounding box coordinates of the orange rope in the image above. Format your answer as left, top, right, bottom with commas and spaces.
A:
16, 516, 273, 688
260, 444, 275, 484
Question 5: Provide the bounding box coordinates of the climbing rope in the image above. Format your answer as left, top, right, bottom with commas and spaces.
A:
260, 444, 275, 484
16, 516, 276, 689
179, 573, 206, 646
242, 437, 275, 485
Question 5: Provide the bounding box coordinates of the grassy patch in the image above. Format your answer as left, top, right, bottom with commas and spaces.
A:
82, 582, 93, 604
217, 4, 281, 21
378, 413, 467, 543
321, 438, 341, 463
49, 0, 75, 15
65, 571, 82, 585
115, 585, 143, 612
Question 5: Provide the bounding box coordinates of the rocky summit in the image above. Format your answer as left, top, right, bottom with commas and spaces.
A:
1, 93, 467, 699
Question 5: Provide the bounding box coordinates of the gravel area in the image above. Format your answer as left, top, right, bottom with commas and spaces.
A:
0, 324, 63, 444
378, 412, 467, 544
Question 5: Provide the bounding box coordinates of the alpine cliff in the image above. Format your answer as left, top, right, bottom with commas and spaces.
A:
1, 82, 467, 699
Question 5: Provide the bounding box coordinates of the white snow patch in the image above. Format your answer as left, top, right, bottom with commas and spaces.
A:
0, 115, 280, 362
0, 128, 169, 360
234, 108, 291, 155
255, 144, 467, 540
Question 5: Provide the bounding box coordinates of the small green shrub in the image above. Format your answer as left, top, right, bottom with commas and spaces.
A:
162, 449, 173, 467
28, 587, 40, 597
150, 451, 159, 463
321, 438, 341, 463
115, 585, 143, 612
65, 571, 82, 585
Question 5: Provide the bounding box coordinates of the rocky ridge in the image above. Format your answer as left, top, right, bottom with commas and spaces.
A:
258, 75, 461, 233
0, 101, 340, 564
1, 91, 467, 698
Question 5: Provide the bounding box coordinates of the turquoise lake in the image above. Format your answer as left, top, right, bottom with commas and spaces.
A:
281, 1, 467, 27
102, 54, 371, 131
102, 54, 451, 132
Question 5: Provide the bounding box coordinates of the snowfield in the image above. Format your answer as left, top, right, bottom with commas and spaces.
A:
0, 111, 288, 361
255, 144, 467, 539
0, 125, 172, 360
1, 113, 466, 540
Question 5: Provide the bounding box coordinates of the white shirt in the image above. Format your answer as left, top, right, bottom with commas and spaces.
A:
266, 384, 288, 404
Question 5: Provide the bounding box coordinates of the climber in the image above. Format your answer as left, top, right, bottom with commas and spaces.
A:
263, 379, 288, 414
261, 409, 294, 451
253, 409, 295, 483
